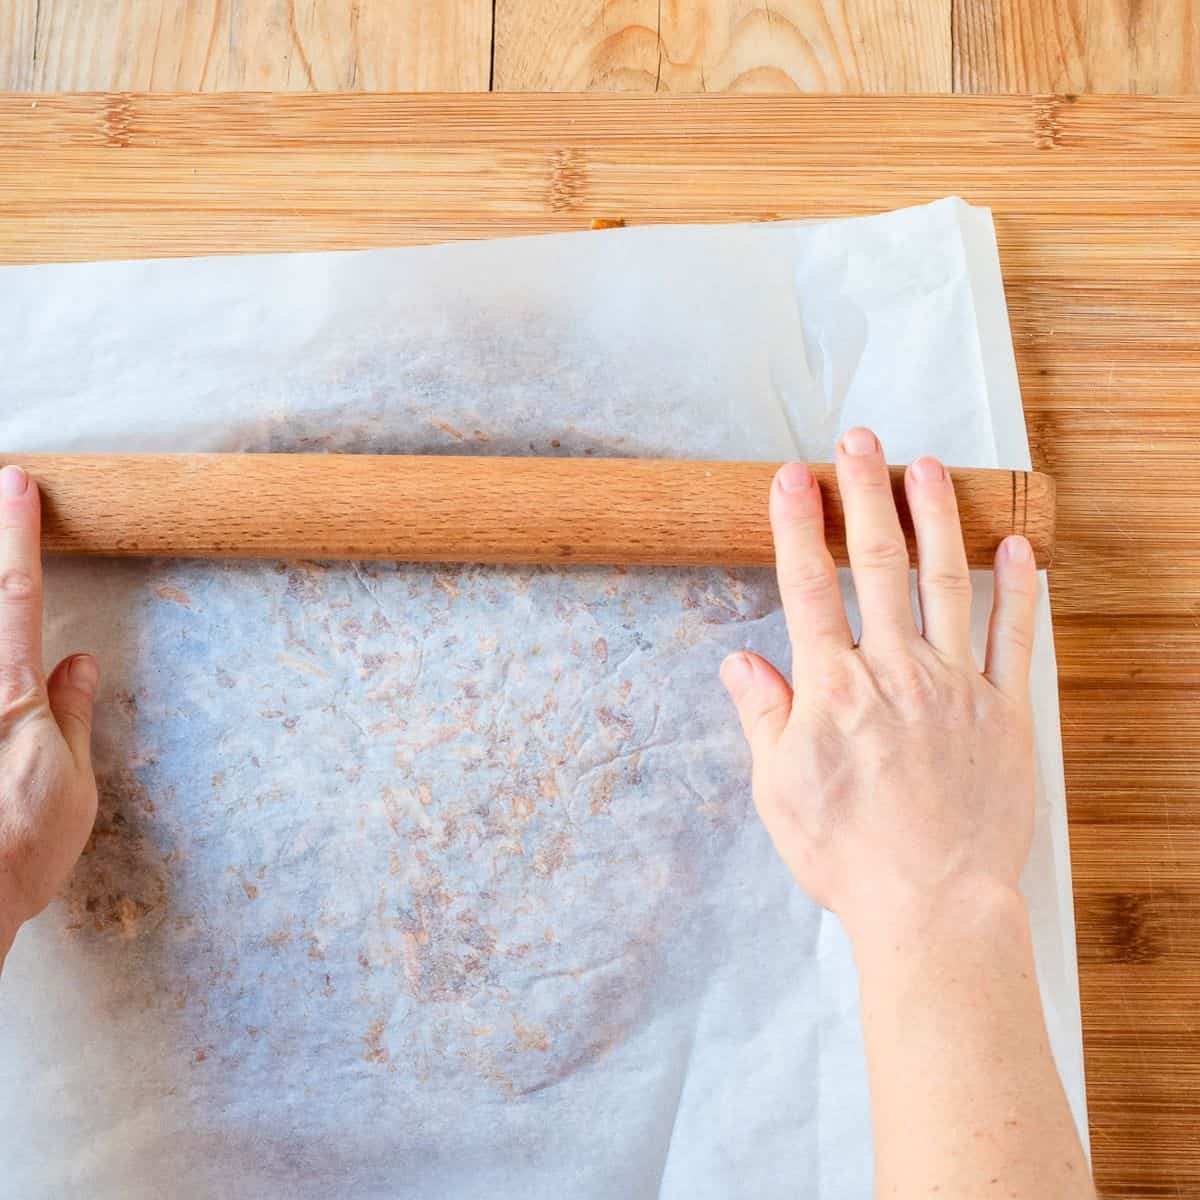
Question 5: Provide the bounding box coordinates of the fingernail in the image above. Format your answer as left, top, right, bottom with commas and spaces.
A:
840, 428, 878, 457
720, 652, 753, 692
910, 456, 945, 483
0, 465, 28, 497
1003, 536, 1033, 565
776, 461, 813, 493
68, 654, 100, 694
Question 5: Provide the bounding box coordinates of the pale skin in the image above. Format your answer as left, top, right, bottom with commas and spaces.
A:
719, 427, 1094, 1197
0, 463, 99, 963
0, 433, 1094, 1197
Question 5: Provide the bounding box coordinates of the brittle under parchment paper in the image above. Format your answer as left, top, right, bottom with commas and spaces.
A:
0, 199, 1084, 1199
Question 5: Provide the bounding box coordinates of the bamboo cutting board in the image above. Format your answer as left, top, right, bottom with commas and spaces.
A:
1, 94, 1198, 1198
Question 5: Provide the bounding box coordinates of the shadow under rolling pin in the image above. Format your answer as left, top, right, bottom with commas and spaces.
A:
6, 455, 1055, 570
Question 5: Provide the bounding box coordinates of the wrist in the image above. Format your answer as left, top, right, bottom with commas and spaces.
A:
845, 875, 1031, 979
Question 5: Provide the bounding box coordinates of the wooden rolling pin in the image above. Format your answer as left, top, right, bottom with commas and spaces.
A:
7, 454, 1055, 569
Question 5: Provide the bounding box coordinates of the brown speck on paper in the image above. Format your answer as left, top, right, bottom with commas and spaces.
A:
513, 1016, 550, 1053
594, 706, 634, 740
430, 418, 466, 441
363, 1019, 390, 1065
61, 767, 169, 940
398, 870, 499, 1005
589, 768, 618, 817
153, 584, 193, 608
532, 832, 573, 879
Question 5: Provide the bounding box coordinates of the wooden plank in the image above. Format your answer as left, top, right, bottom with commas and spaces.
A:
0, 0, 36, 91
6, 2, 1197, 98
953, 0, 1200, 93
0, 0, 492, 92
493, 0, 951, 92
7, 455, 1054, 569
1, 93, 1197, 1198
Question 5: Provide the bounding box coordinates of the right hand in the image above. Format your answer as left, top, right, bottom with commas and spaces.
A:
719, 428, 1039, 943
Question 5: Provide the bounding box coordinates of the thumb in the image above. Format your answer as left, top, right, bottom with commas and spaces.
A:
47, 653, 100, 769
720, 651, 792, 757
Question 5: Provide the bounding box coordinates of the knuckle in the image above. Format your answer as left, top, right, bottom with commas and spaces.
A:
996, 623, 1035, 656
875, 652, 967, 713
920, 569, 972, 599
880, 658, 938, 703
778, 561, 837, 602
55, 705, 91, 736
0, 569, 38, 602
812, 653, 866, 709
852, 536, 909, 572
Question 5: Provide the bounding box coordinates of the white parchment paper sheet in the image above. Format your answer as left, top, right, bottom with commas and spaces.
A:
0, 198, 1085, 1198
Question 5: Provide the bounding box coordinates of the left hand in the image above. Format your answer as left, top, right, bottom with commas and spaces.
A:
0, 464, 100, 963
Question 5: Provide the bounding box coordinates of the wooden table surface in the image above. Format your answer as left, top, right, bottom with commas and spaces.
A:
1, 90, 1198, 1199
2, 1, 1199, 93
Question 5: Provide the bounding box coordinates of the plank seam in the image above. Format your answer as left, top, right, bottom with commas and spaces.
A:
488, 0, 497, 91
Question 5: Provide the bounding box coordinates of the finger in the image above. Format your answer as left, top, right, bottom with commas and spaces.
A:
769, 462, 854, 676
984, 536, 1039, 698
47, 653, 100, 770
905, 457, 973, 662
0, 465, 43, 684
835, 429, 915, 645
720, 651, 792, 758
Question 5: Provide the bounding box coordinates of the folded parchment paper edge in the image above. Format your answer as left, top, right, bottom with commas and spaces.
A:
958, 202, 1089, 1152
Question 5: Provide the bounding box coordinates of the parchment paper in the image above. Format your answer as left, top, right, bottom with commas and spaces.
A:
0, 198, 1086, 1198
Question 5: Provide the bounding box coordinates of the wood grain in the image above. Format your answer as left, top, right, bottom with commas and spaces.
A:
953, 0, 1200, 93
4, 2, 1195, 97
7, 455, 1053, 569
0, 0, 492, 91
493, 0, 951, 92
1, 93, 1197, 1197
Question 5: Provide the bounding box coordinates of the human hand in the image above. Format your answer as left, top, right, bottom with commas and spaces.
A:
0, 465, 99, 964
720, 428, 1038, 946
